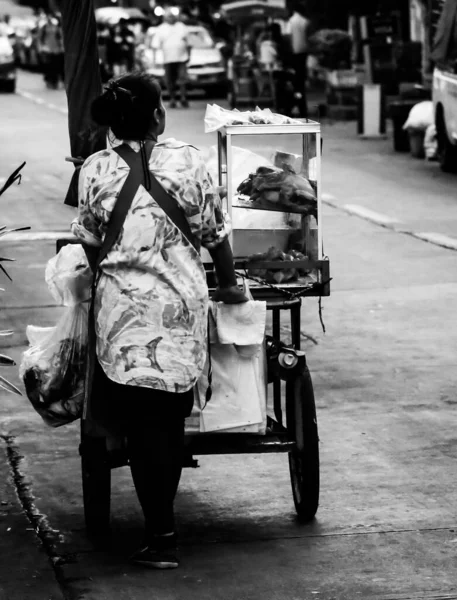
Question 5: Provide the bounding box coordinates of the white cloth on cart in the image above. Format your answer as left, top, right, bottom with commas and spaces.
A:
212, 300, 266, 348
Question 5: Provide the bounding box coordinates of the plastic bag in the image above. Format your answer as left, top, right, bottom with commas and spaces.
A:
197, 341, 267, 433
206, 145, 274, 189
204, 104, 302, 133
45, 244, 92, 305
190, 282, 268, 434
424, 124, 438, 161
403, 101, 434, 132
19, 245, 92, 427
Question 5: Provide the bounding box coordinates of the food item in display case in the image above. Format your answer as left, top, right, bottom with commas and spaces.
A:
204, 104, 302, 132
237, 165, 317, 216
246, 246, 311, 284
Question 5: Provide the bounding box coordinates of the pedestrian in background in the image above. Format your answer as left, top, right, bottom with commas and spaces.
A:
153, 9, 191, 108
111, 19, 135, 76
0, 14, 13, 37
285, 1, 310, 117
260, 22, 296, 117
39, 13, 64, 90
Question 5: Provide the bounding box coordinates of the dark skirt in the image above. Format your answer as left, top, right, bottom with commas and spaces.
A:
90, 359, 195, 428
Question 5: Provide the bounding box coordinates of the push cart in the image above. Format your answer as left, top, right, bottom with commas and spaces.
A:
221, 0, 287, 110
61, 118, 331, 535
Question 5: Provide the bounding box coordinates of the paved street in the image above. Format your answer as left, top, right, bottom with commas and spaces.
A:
1, 70, 457, 600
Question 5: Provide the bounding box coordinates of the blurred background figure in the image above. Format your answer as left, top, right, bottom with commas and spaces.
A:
39, 12, 64, 90
285, 1, 311, 118
0, 14, 13, 36
212, 12, 234, 71
110, 18, 135, 76
97, 22, 112, 81
258, 22, 296, 116
153, 8, 191, 108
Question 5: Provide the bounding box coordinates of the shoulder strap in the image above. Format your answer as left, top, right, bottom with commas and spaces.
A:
115, 143, 200, 252
93, 142, 154, 273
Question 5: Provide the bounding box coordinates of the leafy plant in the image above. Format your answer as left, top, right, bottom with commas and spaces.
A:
0, 163, 30, 396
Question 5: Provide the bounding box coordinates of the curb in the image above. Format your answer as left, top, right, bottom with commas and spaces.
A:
16, 90, 68, 116
322, 194, 457, 253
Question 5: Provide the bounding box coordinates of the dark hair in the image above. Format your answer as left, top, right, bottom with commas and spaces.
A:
91, 72, 162, 141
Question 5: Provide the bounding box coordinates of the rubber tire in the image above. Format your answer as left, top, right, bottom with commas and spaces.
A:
286, 368, 320, 522
2, 80, 16, 94
81, 435, 111, 536
436, 110, 457, 173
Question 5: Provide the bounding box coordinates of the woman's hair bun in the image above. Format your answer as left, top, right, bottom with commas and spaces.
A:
91, 91, 121, 128
90, 73, 163, 140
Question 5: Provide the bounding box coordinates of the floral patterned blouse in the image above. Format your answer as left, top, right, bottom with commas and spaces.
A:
71, 138, 230, 393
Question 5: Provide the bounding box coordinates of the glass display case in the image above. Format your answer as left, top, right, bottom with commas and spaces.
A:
214, 121, 330, 297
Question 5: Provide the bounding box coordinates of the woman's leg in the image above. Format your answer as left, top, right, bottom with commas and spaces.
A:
89, 360, 193, 548
126, 415, 185, 538
164, 62, 177, 106
125, 389, 193, 541
178, 62, 188, 107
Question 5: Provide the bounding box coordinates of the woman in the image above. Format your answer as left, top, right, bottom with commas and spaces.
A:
39, 13, 65, 89
71, 72, 246, 569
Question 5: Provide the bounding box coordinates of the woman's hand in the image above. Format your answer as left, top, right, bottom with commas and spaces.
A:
216, 185, 227, 199
212, 285, 249, 304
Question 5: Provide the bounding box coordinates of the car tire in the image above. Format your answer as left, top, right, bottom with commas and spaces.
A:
2, 80, 16, 94
436, 108, 457, 174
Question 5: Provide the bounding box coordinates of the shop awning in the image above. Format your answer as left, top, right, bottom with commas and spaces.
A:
95, 6, 150, 25
59, 0, 106, 207
432, 0, 457, 66
221, 0, 287, 24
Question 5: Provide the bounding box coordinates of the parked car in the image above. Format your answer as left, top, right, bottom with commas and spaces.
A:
0, 35, 16, 93
137, 25, 228, 97
433, 66, 457, 172
432, 0, 457, 173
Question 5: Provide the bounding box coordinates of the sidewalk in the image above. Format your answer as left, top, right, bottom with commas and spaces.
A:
0, 437, 63, 600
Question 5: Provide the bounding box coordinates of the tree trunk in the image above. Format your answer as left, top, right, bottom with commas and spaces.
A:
57, 0, 106, 207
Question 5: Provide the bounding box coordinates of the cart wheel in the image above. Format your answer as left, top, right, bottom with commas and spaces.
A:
286, 367, 319, 522
436, 107, 457, 173
80, 435, 111, 536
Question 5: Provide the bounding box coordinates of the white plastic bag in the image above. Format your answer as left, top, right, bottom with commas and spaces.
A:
45, 244, 92, 305
204, 103, 302, 133
403, 101, 434, 132
19, 245, 92, 427
204, 104, 252, 132
198, 341, 267, 433
424, 124, 438, 160
206, 145, 274, 189
189, 282, 268, 434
